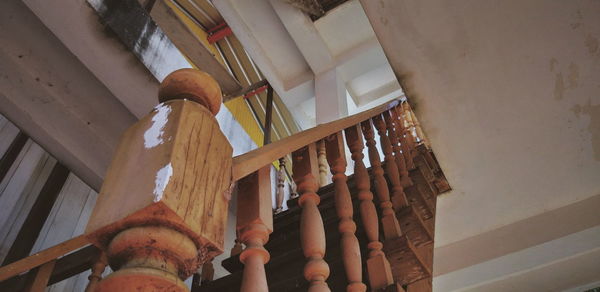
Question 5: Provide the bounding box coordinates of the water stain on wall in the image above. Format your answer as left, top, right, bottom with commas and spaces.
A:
585, 33, 599, 56
554, 72, 565, 100
571, 100, 600, 161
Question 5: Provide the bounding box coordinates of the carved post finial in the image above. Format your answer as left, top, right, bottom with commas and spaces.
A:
86, 69, 232, 292
159, 68, 223, 115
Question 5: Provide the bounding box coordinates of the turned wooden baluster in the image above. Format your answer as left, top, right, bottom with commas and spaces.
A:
275, 158, 286, 213
392, 107, 415, 171
317, 139, 329, 187
372, 114, 409, 209
360, 120, 401, 240
383, 111, 412, 188
292, 143, 331, 292
325, 132, 366, 292
85, 69, 233, 292
24, 260, 56, 292
201, 260, 215, 284
238, 166, 273, 292
84, 252, 108, 292
345, 125, 395, 290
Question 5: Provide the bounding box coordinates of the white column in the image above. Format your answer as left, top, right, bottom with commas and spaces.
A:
315, 68, 348, 124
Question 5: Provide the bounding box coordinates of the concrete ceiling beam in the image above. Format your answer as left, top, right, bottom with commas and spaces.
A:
0, 0, 137, 191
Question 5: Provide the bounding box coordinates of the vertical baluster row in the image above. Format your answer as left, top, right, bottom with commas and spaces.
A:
372, 115, 409, 209
325, 132, 366, 292
345, 125, 395, 291
293, 143, 331, 292
360, 120, 402, 240
383, 111, 413, 188
393, 107, 416, 171
237, 166, 273, 292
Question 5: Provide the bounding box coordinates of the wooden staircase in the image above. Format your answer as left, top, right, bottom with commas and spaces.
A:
0, 69, 450, 292
196, 151, 443, 292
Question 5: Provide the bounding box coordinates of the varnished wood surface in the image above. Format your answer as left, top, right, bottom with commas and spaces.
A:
24, 260, 55, 292
232, 99, 400, 180
0, 235, 88, 282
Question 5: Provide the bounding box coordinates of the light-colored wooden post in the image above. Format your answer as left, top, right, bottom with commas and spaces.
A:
292, 143, 331, 292
372, 114, 408, 209
275, 158, 286, 213
317, 139, 329, 187
24, 260, 55, 292
84, 252, 108, 292
345, 125, 394, 290
85, 69, 233, 292
238, 166, 273, 292
383, 111, 412, 188
360, 120, 401, 240
325, 132, 366, 292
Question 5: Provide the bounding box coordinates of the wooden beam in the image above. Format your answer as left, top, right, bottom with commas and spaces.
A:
149, 0, 241, 96
0, 245, 98, 291
0, 0, 137, 191
0, 235, 89, 282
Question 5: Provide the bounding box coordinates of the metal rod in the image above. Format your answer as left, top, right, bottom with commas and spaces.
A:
263, 84, 274, 145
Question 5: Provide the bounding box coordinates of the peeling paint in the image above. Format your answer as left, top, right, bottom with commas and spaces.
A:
144, 103, 171, 148
153, 163, 173, 202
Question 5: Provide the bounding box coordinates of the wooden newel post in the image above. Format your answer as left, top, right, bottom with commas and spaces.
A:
292, 143, 331, 292
85, 69, 233, 292
237, 166, 273, 292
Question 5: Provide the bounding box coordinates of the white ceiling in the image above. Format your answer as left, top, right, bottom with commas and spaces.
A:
214, 0, 403, 128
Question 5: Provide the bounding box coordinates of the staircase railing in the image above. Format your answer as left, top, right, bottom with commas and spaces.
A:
0, 69, 446, 292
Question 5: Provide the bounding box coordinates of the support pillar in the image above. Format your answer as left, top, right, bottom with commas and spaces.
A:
315, 68, 348, 124
85, 69, 233, 292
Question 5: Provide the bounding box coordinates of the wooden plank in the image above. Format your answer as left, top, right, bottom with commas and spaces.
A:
2, 163, 70, 266
24, 260, 55, 292
150, 0, 241, 96
1, 245, 98, 291
0, 235, 89, 282
232, 99, 400, 180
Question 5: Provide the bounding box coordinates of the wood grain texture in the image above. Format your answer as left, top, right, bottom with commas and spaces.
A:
232, 99, 400, 181
24, 260, 55, 292
0, 235, 88, 282
86, 100, 232, 256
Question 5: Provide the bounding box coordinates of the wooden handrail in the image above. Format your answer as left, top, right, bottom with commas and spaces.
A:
0, 235, 89, 282
0, 98, 400, 287
232, 99, 400, 180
